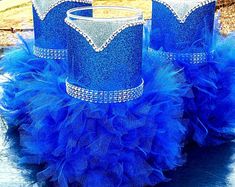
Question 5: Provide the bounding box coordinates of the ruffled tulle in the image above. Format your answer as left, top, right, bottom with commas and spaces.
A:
0, 38, 186, 186
182, 34, 235, 146
149, 20, 235, 146
0, 42, 66, 127
1, 22, 234, 186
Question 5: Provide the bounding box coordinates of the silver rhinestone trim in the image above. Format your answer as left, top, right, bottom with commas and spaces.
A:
152, 0, 216, 23
155, 50, 214, 64
32, 0, 93, 20
33, 45, 67, 59
65, 18, 145, 52
66, 79, 144, 103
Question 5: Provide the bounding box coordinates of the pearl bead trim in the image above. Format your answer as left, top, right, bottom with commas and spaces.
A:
66, 79, 144, 103
33, 45, 67, 60
65, 17, 145, 52
32, 0, 93, 20
152, 0, 216, 23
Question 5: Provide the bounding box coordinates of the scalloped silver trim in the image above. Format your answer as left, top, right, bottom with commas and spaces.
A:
32, 0, 93, 20
33, 45, 67, 59
152, 0, 216, 23
154, 49, 214, 64
65, 18, 145, 52
66, 79, 144, 103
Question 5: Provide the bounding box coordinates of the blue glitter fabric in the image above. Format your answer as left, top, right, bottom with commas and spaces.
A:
33, 2, 91, 50
0, 40, 186, 186
150, 1, 216, 53
149, 0, 235, 146
67, 25, 143, 90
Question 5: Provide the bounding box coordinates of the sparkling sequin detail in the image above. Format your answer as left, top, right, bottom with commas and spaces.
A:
66, 79, 144, 103
155, 50, 214, 64
65, 18, 145, 52
152, 0, 216, 23
32, 0, 93, 20
33, 45, 67, 59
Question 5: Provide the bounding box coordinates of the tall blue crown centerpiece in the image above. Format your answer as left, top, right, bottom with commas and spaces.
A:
65, 6, 145, 103
2, 6, 185, 186
150, 0, 216, 64
32, 0, 92, 59
150, 0, 235, 146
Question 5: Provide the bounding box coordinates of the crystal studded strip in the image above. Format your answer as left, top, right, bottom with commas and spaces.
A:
32, 0, 93, 20
33, 45, 67, 60
155, 50, 214, 64
152, 0, 216, 23
66, 79, 144, 103
65, 18, 145, 52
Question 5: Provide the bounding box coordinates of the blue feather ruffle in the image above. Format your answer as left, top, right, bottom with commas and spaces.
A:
0, 42, 186, 186
1, 23, 235, 186
149, 22, 235, 146
0, 43, 66, 127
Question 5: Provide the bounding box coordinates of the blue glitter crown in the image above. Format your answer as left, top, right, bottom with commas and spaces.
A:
150, 0, 216, 64
65, 6, 145, 103
32, 0, 92, 59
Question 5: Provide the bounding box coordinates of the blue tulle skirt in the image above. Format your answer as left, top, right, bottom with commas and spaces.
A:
0, 43, 66, 127
0, 39, 186, 186
149, 31, 235, 146
1, 23, 235, 186
183, 35, 235, 145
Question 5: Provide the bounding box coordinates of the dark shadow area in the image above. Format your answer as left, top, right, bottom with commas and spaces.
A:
3, 122, 44, 186
157, 142, 235, 187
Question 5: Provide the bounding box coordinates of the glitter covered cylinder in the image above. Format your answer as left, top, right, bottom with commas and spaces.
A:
65, 6, 144, 103
150, 0, 216, 64
32, 0, 92, 59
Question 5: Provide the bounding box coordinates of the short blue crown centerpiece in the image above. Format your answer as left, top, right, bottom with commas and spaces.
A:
150, 0, 216, 64
65, 6, 145, 103
32, 0, 92, 59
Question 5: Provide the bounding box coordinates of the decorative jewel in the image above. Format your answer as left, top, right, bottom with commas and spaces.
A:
32, 0, 93, 20
65, 18, 145, 52
66, 79, 144, 103
33, 46, 67, 60
153, 0, 216, 23
153, 49, 214, 64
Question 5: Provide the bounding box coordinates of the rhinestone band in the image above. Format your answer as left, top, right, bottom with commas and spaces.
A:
65, 18, 145, 52
155, 50, 214, 64
33, 46, 67, 60
66, 79, 144, 103
153, 0, 216, 23
32, 0, 93, 20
